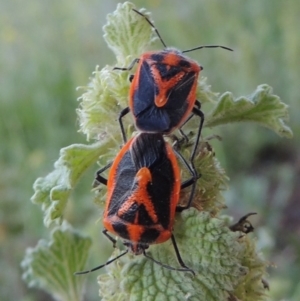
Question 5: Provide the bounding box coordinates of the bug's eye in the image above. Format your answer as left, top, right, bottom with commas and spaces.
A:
129, 74, 134, 82
200, 65, 203, 71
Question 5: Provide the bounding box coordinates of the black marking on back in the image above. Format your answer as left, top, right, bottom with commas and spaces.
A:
108, 151, 136, 216
165, 71, 196, 129
133, 60, 172, 131
133, 61, 156, 117
155, 64, 183, 81
166, 71, 196, 109
112, 221, 129, 240
138, 203, 155, 226
135, 105, 171, 132
131, 134, 175, 229
150, 53, 165, 62
140, 228, 160, 244
146, 155, 175, 229
130, 133, 165, 170
118, 202, 155, 226
118, 202, 139, 223
178, 59, 191, 68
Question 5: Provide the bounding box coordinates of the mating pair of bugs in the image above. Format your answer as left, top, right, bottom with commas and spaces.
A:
75, 9, 232, 276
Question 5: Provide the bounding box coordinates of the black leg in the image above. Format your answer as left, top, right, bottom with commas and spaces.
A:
195, 100, 201, 108
113, 58, 140, 71
177, 101, 204, 166
178, 128, 189, 143
174, 149, 198, 211
180, 177, 199, 190
93, 162, 113, 188
129, 74, 134, 82
175, 101, 204, 207
102, 229, 117, 248
177, 100, 200, 140
190, 105, 204, 167
118, 107, 130, 143
143, 236, 194, 275
170, 234, 195, 275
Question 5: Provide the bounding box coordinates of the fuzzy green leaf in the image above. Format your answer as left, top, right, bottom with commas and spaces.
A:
233, 236, 268, 301
77, 65, 133, 140
31, 141, 115, 227
21, 224, 92, 301
97, 209, 268, 301
205, 84, 293, 138
196, 76, 219, 104
103, 2, 155, 64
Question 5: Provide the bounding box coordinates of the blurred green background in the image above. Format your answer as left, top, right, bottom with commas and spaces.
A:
0, 0, 299, 300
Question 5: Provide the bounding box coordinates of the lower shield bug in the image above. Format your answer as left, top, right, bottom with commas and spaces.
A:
75, 133, 197, 275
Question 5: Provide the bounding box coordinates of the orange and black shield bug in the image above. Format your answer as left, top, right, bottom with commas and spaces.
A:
116, 9, 233, 174
75, 133, 197, 275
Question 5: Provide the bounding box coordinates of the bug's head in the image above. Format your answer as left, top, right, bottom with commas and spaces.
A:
124, 241, 149, 255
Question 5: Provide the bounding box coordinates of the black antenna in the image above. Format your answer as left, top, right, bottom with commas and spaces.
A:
132, 9, 233, 54
74, 250, 128, 275
132, 9, 167, 48
182, 45, 233, 53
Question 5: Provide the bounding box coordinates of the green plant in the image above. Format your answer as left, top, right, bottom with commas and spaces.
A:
21, 2, 292, 301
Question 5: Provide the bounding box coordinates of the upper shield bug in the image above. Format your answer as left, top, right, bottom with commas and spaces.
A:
75, 133, 197, 275
115, 9, 233, 175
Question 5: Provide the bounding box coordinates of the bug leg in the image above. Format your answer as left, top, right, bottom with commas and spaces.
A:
178, 114, 194, 139
93, 162, 113, 188
118, 107, 130, 143
180, 177, 199, 190
178, 128, 189, 144
102, 229, 118, 248
174, 150, 198, 212
177, 100, 200, 141
174, 102, 204, 211
170, 234, 195, 275
113, 58, 140, 71
195, 100, 201, 108
177, 100, 203, 170
190, 105, 205, 166
170, 133, 187, 152
143, 237, 194, 274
